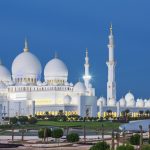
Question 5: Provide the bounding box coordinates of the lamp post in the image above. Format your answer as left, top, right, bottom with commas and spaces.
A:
111, 129, 115, 150
148, 124, 150, 140
83, 117, 86, 144
123, 127, 126, 145
101, 123, 104, 142
116, 132, 120, 147
139, 125, 143, 150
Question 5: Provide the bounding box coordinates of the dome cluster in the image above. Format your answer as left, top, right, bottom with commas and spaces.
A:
97, 97, 106, 106
0, 41, 69, 86
0, 41, 87, 96
97, 91, 150, 108
118, 92, 150, 108
73, 82, 86, 94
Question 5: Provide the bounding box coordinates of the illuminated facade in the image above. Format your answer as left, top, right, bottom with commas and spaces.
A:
0, 25, 150, 118
0, 40, 97, 117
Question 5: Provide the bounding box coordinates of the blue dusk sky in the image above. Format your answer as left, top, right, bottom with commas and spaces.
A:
0, 0, 149, 99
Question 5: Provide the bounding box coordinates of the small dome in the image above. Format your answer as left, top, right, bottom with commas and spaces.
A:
107, 100, 116, 106
65, 82, 69, 86
145, 100, 150, 107
0, 62, 11, 82
63, 95, 72, 104
73, 82, 86, 94
136, 99, 144, 107
8, 81, 15, 86
70, 83, 73, 86
97, 97, 106, 106
44, 58, 68, 82
125, 92, 134, 102
125, 92, 135, 107
119, 97, 126, 107
37, 80, 42, 86
42, 82, 47, 86
0, 82, 7, 89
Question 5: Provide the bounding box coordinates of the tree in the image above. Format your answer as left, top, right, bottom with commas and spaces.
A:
28, 117, 37, 124
129, 133, 140, 145
116, 144, 134, 150
45, 111, 49, 116
116, 133, 120, 147
90, 141, 110, 150
67, 133, 79, 143
18, 116, 28, 124
38, 128, 51, 142
38, 128, 44, 141
52, 128, 63, 144
10, 117, 18, 124
58, 110, 64, 116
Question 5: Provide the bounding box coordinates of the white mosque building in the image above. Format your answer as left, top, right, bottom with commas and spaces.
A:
0, 25, 150, 118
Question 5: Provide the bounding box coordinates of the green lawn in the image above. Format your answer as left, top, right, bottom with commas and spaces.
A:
36, 120, 122, 130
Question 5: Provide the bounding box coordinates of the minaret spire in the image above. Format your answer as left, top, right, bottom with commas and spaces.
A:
23, 38, 29, 52
110, 23, 113, 35
83, 48, 91, 89
106, 24, 116, 106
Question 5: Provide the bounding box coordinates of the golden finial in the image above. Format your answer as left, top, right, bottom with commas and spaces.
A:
110, 23, 113, 35
23, 38, 29, 52
86, 48, 88, 57
54, 52, 58, 58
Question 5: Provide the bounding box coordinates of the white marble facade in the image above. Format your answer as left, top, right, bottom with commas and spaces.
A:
0, 40, 96, 117
0, 25, 149, 118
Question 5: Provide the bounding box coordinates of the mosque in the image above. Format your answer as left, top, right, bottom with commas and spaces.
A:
0, 25, 150, 118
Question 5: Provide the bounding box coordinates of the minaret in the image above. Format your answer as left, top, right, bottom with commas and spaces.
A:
83, 48, 91, 89
24, 38, 29, 52
106, 24, 116, 106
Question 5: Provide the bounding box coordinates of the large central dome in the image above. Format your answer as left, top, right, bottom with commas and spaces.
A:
12, 40, 42, 83
44, 57, 68, 84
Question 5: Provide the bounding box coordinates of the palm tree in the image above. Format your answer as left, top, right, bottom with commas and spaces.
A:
106, 109, 112, 118
145, 110, 150, 117
139, 110, 144, 117
45, 111, 49, 116
124, 109, 130, 122
121, 111, 125, 117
